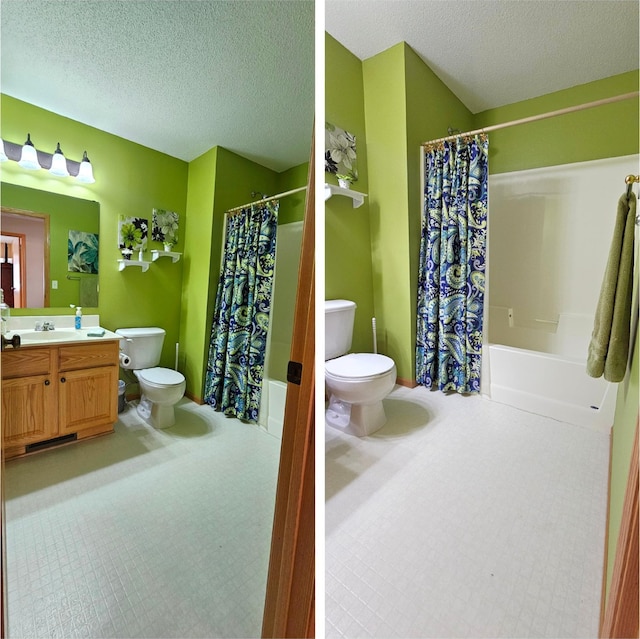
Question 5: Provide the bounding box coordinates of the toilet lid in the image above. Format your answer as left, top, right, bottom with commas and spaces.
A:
137, 367, 185, 386
325, 353, 395, 380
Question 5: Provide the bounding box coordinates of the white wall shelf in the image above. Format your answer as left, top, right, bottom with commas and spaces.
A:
151, 250, 182, 263
118, 259, 151, 273
324, 183, 367, 208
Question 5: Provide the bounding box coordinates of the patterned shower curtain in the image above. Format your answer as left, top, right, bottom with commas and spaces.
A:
416, 135, 489, 394
204, 201, 278, 422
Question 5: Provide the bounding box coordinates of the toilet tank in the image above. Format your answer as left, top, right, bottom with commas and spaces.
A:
115, 327, 165, 369
325, 299, 356, 360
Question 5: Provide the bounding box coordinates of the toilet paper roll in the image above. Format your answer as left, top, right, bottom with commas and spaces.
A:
119, 352, 131, 367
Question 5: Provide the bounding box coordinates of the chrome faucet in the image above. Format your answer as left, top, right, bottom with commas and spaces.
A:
35, 321, 55, 331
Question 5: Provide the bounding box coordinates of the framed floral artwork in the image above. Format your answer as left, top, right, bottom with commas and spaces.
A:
325, 122, 358, 181
118, 216, 148, 259
68, 231, 99, 273
152, 209, 179, 249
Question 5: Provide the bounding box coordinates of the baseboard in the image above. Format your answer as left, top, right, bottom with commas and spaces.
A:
185, 391, 204, 405
396, 377, 417, 388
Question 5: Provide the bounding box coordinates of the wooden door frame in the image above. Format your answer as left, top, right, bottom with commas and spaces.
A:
1, 232, 27, 308
262, 128, 315, 638
600, 418, 639, 638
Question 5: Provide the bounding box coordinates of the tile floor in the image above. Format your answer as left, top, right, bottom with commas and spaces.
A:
5, 398, 281, 639
325, 385, 610, 638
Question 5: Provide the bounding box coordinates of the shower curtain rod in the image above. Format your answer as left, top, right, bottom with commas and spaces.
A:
226, 185, 307, 215
422, 91, 639, 148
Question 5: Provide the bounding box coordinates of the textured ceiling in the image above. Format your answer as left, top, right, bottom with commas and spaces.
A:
326, 0, 639, 114
1, 0, 314, 172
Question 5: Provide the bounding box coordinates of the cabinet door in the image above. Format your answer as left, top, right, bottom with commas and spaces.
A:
2, 374, 58, 446
58, 365, 118, 434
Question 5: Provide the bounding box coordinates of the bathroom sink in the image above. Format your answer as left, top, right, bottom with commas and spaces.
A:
16, 329, 84, 343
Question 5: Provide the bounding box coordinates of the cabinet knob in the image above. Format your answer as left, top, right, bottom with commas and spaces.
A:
44, 379, 50, 386
60, 377, 66, 383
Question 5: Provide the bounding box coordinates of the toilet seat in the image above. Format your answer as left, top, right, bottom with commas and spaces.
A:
137, 367, 185, 388
325, 353, 395, 381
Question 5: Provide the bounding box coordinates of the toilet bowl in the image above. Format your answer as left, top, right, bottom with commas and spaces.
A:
325, 300, 397, 436
134, 367, 186, 429
115, 327, 186, 429
325, 352, 397, 436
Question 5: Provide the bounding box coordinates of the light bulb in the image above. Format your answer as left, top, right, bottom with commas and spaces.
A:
18, 133, 41, 170
49, 142, 69, 177
77, 150, 95, 183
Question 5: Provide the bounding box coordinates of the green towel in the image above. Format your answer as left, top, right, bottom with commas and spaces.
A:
79, 275, 99, 307
587, 192, 636, 382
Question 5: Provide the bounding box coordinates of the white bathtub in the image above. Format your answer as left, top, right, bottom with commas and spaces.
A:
485, 344, 616, 432
258, 378, 287, 439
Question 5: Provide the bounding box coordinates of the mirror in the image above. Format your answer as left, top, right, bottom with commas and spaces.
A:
0, 183, 100, 309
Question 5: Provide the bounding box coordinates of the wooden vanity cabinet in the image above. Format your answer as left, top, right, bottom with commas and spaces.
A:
1, 341, 119, 459
1, 348, 58, 452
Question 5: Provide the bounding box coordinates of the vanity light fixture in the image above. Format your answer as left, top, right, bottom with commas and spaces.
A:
49, 142, 70, 177
18, 133, 41, 170
76, 151, 95, 183
1, 134, 96, 183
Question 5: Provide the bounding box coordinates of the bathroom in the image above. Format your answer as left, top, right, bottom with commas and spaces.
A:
0, 2, 313, 638
324, 2, 638, 638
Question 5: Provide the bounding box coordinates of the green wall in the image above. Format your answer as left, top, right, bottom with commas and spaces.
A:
405, 45, 475, 363
181, 147, 308, 401
475, 71, 639, 174
277, 162, 309, 225
1, 94, 188, 371
180, 146, 218, 400
325, 33, 376, 354
326, 37, 639, 384
2, 95, 309, 402
362, 43, 412, 378
605, 324, 639, 606
326, 38, 473, 379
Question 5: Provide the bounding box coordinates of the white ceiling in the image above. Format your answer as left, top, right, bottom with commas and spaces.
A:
0, 0, 314, 172
326, 0, 639, 114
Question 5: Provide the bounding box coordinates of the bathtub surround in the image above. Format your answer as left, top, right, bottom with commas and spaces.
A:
587, 192, 637, 383
258, 218, 304, 437
265, 220, 304, 383
486, 344, 616, 433
205, 201, 279, 423
416, 135, 488, 394
486, 155, 639, 430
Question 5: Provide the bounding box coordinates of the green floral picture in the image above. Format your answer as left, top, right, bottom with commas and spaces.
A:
68, 231, 99, 273
152, 208, 179, 248
118, 216, 148, 258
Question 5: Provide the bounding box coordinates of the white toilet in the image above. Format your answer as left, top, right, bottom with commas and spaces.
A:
325, 300, 397, 436
115, 327, 186, 429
